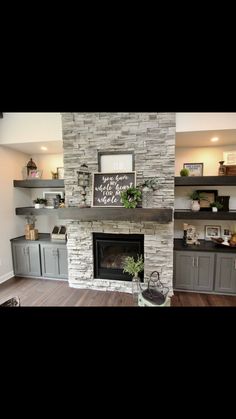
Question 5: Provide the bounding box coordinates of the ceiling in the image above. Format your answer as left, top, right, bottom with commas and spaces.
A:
0, 140, 63, 155
176, 129, 236, 148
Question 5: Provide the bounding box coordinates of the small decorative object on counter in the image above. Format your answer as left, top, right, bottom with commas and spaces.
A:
29, 229, 39, 240
218, 160, 226, 176
183, 223, 188, 246
51, 225, 67, 241
184, 224, 200, 245
24, 215, 37, 240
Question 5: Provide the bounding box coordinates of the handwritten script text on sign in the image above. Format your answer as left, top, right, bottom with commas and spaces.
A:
93, 172, 135, 206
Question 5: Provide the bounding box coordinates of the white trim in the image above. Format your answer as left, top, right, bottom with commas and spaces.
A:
0, 271, 14, 284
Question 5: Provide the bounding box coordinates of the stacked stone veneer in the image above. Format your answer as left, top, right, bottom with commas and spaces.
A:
61, 113, 175, 293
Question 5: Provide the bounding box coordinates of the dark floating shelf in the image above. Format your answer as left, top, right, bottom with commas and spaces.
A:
174, 210, 236, 220
175, 176, 236, 186
15, 207, 60, 215
13, 179, 64, 188
58, 207, 173, 223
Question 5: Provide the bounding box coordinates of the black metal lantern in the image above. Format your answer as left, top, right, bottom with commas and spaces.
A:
77, 164, 90, 207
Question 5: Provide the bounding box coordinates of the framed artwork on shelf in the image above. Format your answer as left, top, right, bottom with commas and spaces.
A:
196, 189, 218, 211
223, 151, 236, 166
183, 163, 203, 177
43, 191, 64, 208
28, 169, 43, 179
205, 225, 221, 241
57, 167, 64, 179
98, 151, 134, 172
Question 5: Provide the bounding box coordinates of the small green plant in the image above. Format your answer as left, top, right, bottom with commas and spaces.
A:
189, 191, 207, 201
122, 254, 144, 277
180, 168, 189, 176
120, 187, 142, 208
210, 201, 223, 210
33, 198, 47, 204
138, 177, 159, 190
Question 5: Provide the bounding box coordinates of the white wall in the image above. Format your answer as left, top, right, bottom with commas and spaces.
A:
175, 145, 236, 176
0, 113, 62, 144
176, 113, 236, 132
0, 146, 31, 282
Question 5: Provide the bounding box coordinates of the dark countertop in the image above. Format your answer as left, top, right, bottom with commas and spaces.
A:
10, 233, 67, 245
174, 238, 236, 253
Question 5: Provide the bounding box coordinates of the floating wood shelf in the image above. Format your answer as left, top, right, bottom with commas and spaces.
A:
15, 207, 60, 215
13, 179, 64, 188
174, 210, 236, 220
175, 176, 236, 186
57, 207, 173, 222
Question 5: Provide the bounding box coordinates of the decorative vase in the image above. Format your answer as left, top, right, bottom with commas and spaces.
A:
191, 200, 200, 212
132, 276, 140, 305
142, 187, 152, 208
218, 161, 226, 176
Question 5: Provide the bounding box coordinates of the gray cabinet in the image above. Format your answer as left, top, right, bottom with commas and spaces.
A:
215, 253, 236, 294
12, 242, 41, 277
11, 236, 68, 280
174, 251, 215, 292
40, 244, 68, 279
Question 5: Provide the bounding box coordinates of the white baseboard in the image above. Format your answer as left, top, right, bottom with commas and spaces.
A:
0, 271, 14, 284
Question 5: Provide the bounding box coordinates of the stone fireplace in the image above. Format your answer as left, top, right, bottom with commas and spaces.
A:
61, 113, 175, 294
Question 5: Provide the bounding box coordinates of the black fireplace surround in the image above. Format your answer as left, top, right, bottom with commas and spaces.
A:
93, 233, 144, 281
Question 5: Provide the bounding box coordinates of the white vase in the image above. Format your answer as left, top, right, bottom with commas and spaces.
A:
142, 187, 153, 208
34, 203, 44, 209
212, 207, 218, 212
191, 200, 200, 212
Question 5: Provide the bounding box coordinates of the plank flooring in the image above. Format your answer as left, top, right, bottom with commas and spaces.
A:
1, 276, 236, 306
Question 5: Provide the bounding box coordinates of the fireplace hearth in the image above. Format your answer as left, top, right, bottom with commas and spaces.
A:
93, 233, 144, 281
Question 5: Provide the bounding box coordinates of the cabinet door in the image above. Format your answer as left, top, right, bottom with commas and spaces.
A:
174, 251, 195, 290
12, 242, 41, 276
193, 252, 215, 292
215, 253, 236, 294
58, 247, 68, 279
40, 244, 68, 279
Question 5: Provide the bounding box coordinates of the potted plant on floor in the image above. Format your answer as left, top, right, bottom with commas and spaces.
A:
33, 198, 47, 209
122, 254, 144, 304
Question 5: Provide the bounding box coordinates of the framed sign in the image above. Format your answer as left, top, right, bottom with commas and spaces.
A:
98, 151, 134, 172
92, 171, 136, 207
183, 163, 203, 176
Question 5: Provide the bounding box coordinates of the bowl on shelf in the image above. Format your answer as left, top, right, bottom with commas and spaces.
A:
211, 237, 236, 247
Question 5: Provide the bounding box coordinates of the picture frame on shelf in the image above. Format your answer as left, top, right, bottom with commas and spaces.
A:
57, 167, 64, 179
223, 151, 236, 166
205, 225, 221, 241
28, 169, 43, 179
43, 191, 64, 208
197, 189, 218, 211
183, 163, 203, 177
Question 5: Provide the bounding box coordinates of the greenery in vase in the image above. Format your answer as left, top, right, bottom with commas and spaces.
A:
122, 254, 144, 277
210, 201, 223, 210
33, 198, 47, 204
188, 191, 207, 201
120, 187, 142, 208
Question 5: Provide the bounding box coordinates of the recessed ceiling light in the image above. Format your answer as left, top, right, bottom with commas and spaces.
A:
41, 146, 48, 151
211, 137, 219, 142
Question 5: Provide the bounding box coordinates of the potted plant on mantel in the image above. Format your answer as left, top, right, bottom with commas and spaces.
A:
138, 177, 159, 208
33, 198, 47, 209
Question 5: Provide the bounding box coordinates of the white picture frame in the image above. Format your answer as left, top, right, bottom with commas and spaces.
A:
205, 225, 221, 241
43, 191, 64, 208
98, 152, 134, 172
223, 151, 236, 165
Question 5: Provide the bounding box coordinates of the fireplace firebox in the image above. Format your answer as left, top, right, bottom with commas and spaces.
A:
93, 233, 144, 281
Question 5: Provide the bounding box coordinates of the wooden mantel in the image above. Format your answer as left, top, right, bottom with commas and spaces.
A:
58, 207, 173, 223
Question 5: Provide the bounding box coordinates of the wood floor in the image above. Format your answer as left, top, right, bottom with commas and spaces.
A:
1, 276, 236, 306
